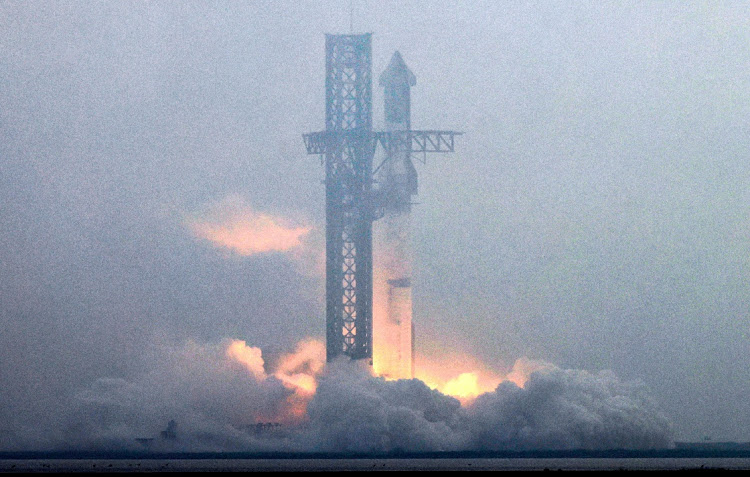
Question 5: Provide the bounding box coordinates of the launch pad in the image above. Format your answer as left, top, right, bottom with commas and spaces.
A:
303, 34, 460, 372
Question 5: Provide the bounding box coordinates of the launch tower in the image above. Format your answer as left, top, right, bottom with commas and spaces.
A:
303, 34, 460, 364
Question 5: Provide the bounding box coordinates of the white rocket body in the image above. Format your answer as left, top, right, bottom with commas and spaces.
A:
373, 52, 417, 379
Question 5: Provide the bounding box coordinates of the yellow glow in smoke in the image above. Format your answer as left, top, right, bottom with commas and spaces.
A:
188, 196, 311, 256
224, 337, 326, 424
274, 338, 326, 396
442, 372, 482, 400
415, 355, 552, 403
412, 341, 505, 403
225, 339, 267, 381
190, 215, 310, 256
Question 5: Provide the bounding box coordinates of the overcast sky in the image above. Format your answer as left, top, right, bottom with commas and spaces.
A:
1, 0, 749, 443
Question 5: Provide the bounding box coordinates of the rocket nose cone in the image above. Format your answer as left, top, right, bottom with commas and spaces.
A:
390, 50, 405, 66
380, 51, 417, 87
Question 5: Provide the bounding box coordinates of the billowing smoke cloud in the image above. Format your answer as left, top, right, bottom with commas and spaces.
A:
1, 338, 672, 452
465, 366, 674, 450
187, 195, 311, 257
274, 338, 326, 396
305, 358, 672, 452
304, 359, 467, 452
2, 339, 320, 452
61, 340, 295, 452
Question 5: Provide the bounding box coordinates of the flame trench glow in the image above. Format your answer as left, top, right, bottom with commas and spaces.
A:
201, 199, 532, 407
192, 196, 520, 411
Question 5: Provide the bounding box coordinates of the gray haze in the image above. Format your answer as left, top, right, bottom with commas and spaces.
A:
1, 0, 748, 445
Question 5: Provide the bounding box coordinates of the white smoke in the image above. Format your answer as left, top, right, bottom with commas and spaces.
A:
465, 366, 674, 450
7, 340, 298, 452
303, 359, 673, 452
303, 359, 466, 452
1, 339, 673, 452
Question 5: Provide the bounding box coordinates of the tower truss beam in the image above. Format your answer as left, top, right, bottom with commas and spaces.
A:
304, 130, 462, 156
322, 34, 374, 362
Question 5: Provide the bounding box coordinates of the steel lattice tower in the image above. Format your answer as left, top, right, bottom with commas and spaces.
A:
304, 34, 460, 363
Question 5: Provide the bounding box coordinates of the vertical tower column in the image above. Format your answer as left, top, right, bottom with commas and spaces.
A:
323, 34, 374, 362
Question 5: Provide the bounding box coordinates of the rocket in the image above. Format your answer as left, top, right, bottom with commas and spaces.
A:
373, 51, 418, 379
